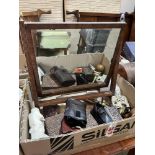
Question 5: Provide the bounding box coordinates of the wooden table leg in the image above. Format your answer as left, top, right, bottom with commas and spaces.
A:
64, 48, 68, 55
128, 148, 135, 155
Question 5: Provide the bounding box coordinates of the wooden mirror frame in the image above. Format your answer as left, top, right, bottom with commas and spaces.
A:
19, 21, 126, 107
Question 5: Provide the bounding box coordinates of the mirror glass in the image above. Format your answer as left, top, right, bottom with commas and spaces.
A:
33, 28, 120, 89
35, 28, 120, 56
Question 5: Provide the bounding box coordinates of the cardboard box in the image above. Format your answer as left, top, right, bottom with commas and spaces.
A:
19, 79, 27, 120
20, 53, 135, 155
19, 54, 27, 70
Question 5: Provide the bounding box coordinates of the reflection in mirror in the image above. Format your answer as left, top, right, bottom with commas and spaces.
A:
34, 28, 120, 89
35, 28, 120, 57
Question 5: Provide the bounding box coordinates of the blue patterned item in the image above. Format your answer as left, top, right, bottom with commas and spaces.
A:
123, 42, 135, 62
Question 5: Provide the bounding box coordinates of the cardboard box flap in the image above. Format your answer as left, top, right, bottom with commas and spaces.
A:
117, 75, 135, 108
20, 116, 134, 155
21, 139, 51, 155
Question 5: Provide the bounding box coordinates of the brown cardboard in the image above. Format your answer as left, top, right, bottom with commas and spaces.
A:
19, 79, 27, 123
19, 54, 27, 70
20, 53, 135, 155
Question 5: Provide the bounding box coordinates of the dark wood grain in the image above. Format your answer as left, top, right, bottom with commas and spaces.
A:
129, 15, 135, 41
110, 28, 125, 93
24, 22, 126, 30
25, 29, 42, 96
42, 82, 107, 96
39, 91, 112, 106
19, 20, 39, 105
66, 11, 133, 18
74, 138, 135, 155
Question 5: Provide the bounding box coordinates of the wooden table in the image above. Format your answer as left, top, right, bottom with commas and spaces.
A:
74, 138, 135, 155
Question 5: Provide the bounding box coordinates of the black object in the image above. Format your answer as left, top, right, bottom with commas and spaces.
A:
78, 29, 110, 54
82, 66, 94, 82
60, 118, 80, 134
76, 74, 89, 85
91, 102, 122, 124
64, 98, 87, 128
50, 66, 75, 87
75, 66, 94, 85
121, 107, 132, 118
91, 102, 112, 124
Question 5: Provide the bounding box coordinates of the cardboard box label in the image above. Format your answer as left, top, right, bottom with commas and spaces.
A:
49, 135, 74, 154
49, 119, 135, 154
105, 122, 117, 137
79, 119, 135, 145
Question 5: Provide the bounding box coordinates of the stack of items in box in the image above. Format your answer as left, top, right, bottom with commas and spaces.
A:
40, 63, 105, 89
39, 63, 133, 136
44, 94, 132, 137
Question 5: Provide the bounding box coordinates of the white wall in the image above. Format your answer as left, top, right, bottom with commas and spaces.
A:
120, 0, 135, 13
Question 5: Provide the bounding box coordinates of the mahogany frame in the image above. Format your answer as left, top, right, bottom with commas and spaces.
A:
19, 21, 126, 107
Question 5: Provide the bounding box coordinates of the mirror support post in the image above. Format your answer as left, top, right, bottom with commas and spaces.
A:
19, 20, 39, 106
110, 27, 125, 93
25, 28, 42, 97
